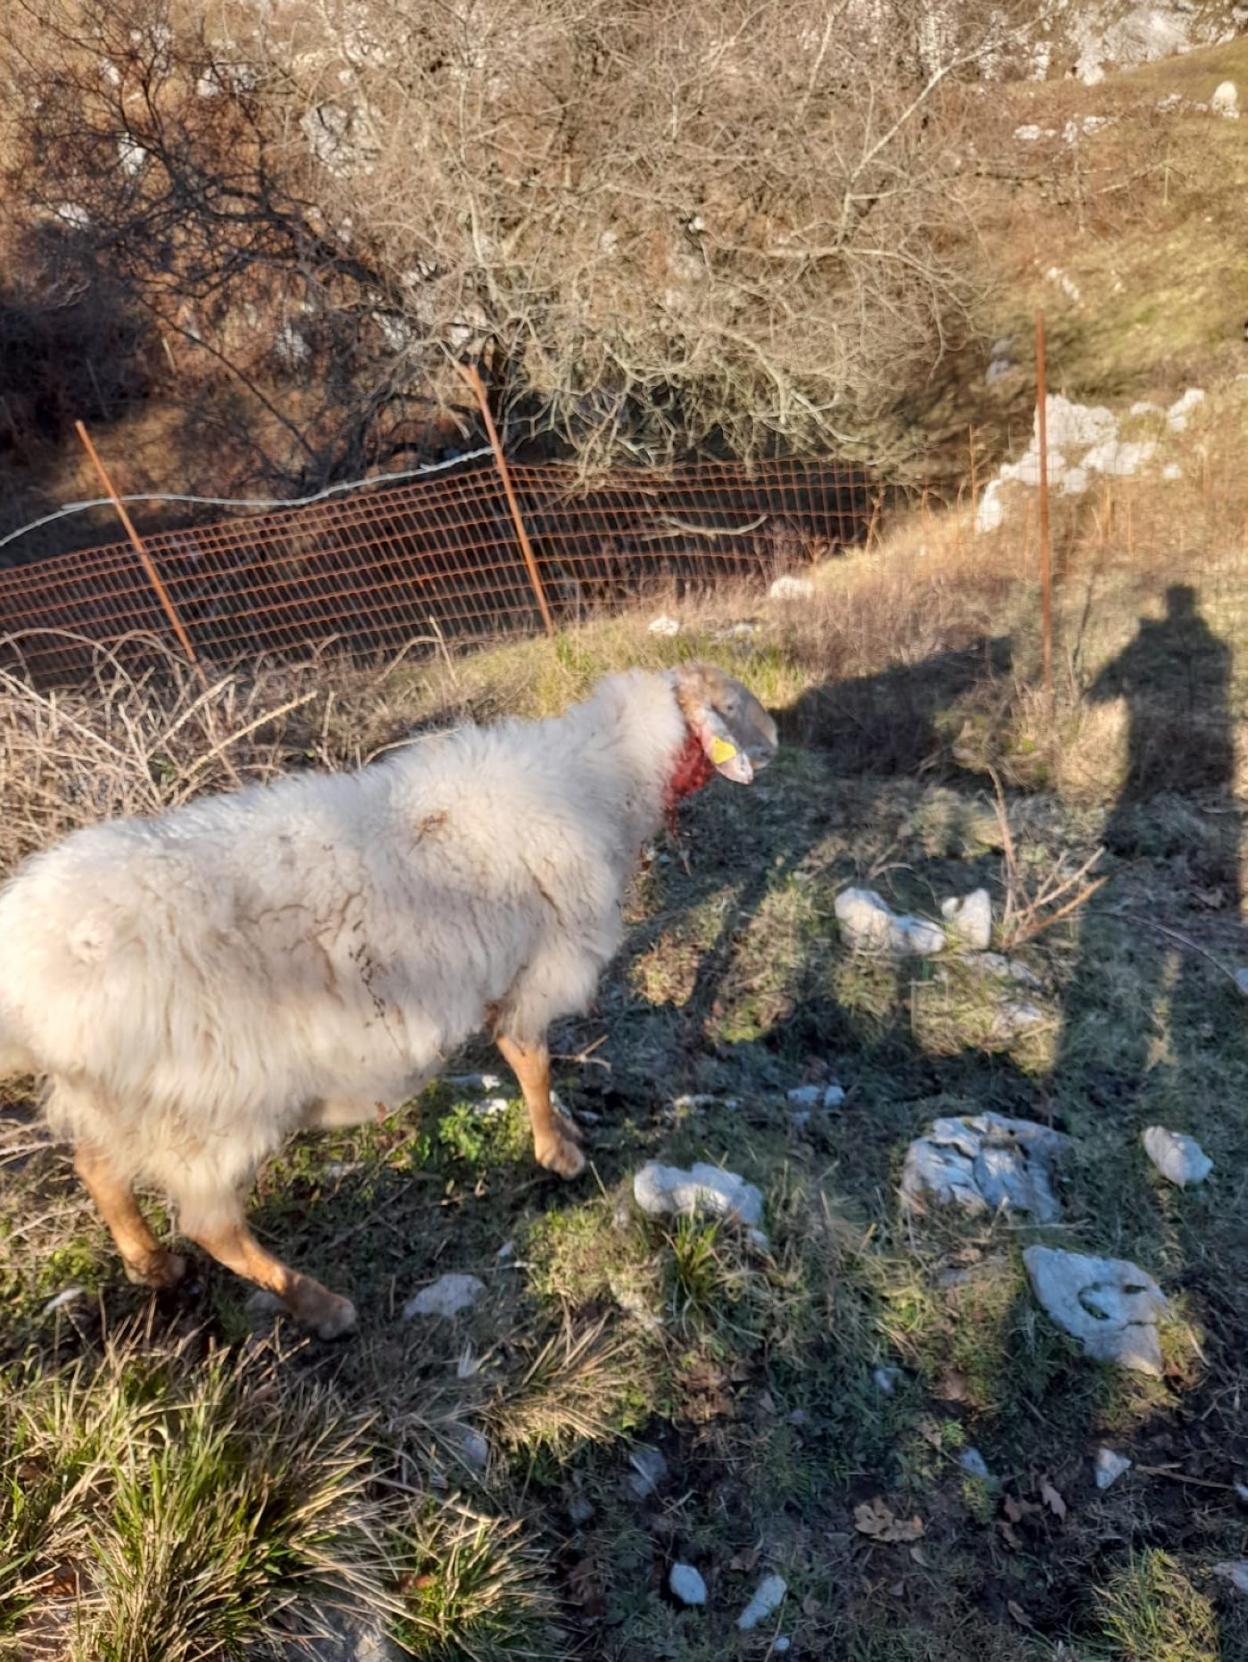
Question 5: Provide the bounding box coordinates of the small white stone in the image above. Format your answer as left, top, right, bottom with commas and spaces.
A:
941, 888, 993, 951
1045, 266, 1082, 303
52, 202, 92, 231
118, 135, 147, 176
975, 478, 1006, 534
774, 1640, 791, 1654
1082, 438, 1156, 477
768, 575, 815, 601
992, 1000, 1046, 1041
788, 1082, 845, 1112
669, 1563, 708, 1606
1094, 1447, 1132, 1489
447, 1072, 504, 1092
473, 1096, 510, 1117
893, 914, 947, 953
648, 614, 681, 637
633, 1161, 764, 1229
1041, 394, 1116, 451
737, 1572, 787, 1631
402, 1273, 485, 1319
960, 1447, 993, 1481
628, 1444, 668, 1498
1236, 967, 1248, 997
1024, 1246, 1167, 1375
873, 1365, 900, 1394
903, 1114, 1069, 1222
1142, 1126, 1213, 1188
1167, 388, 1206, 431
568, 1496, 595, 1525
1211, 80, 1239, 118
966, 952, 1041, 989
1162, 462, 1183, 481
454, 1426, 490, 1471
1213, 1561, 1248, 1595
1001, 446, 1058, 487
835, 887, 945, 957
787, 1085, 822, 1109
496, 1239, 516, 1263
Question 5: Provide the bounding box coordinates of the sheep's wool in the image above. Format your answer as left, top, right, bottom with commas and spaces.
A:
0, 669, 722, 1230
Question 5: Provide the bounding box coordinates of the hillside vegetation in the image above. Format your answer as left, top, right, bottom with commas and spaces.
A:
0, 3, 1246, 556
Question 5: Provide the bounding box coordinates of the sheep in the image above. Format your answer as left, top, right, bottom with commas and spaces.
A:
0, 662, 777, 1336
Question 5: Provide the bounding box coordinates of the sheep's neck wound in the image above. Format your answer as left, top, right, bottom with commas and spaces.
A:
663, 730, 715, 832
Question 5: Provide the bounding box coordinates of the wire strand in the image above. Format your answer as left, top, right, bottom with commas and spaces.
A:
0, 447, 495, 554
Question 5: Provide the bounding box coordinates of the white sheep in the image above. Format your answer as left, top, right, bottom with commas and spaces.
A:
0, 663, 777, 1335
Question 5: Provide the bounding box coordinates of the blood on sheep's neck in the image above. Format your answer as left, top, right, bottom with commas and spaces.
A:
663, 729, 714, 832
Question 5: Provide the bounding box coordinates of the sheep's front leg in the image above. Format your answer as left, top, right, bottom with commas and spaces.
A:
184, 1208, 357, 1340
494, 1034, 585, 1179
74, 1144, 186, 1290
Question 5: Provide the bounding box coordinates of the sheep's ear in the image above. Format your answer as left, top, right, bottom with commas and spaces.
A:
695, 708, 755, 783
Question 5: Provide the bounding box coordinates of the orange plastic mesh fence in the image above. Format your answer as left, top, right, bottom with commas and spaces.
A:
0, 457, 883, 682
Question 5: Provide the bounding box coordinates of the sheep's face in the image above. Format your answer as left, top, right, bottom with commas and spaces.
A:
673, 663, 779, 785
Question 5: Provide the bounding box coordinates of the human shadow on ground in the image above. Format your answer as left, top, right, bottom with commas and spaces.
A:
1048, 583, 1243, 1124
1042, 583, 1248, 1421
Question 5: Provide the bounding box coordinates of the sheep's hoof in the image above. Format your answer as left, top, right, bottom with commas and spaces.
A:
535, 1132, 586, 1180
306, 1294, 358, 1341
124, 1250, 187, 1290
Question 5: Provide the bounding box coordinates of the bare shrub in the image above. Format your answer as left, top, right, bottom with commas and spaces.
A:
0, 0, 1032, 486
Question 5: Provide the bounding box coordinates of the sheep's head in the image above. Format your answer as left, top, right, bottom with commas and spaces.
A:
672, 663, 778, 787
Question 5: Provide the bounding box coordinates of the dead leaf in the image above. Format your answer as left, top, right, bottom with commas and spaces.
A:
998, 1520, 1023, 1551
1007, 1599, 1034, 1629
1040, 1478, 1068, 1520
1003, 1494, 1040, 1524
854, 1498, 925, 1543
566, 1556, 607, 1618
935, 1369, 972, 1403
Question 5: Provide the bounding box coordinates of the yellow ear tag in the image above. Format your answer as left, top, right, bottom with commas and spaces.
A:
709, 736, 737, 765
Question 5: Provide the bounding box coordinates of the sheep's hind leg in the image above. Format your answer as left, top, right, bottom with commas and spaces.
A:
494, 1034, 585, 1179
184, 1209, 357, 1340
73, 1144, 186, 1290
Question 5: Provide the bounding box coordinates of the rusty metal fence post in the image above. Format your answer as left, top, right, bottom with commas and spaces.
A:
455, 363, 555, 637
74, 420, 204, 679
1034, 310, 1053, 703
